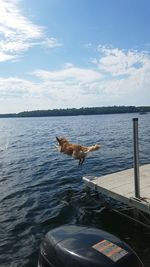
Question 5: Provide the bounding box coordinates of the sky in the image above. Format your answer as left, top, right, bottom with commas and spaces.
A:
0, 0, 150, 113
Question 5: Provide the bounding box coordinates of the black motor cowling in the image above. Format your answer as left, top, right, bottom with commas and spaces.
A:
38, 225, 143, 267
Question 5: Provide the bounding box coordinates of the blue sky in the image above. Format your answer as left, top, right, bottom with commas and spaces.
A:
0, 0, 150, 113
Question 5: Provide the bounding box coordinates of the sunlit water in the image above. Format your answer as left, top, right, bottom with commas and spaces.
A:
0, 114, 150, 267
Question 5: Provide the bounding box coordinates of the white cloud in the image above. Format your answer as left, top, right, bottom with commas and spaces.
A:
33, 66, 102, 83
0, 0, 43, 38
0, 50, 15, 62
0, 45, 150, 113
0, 77, 39, 97
0, 65, 103, 112
43, 37, 62, 48
63, 62, 74, 68
97, 45, 150, 77
0, 0, 61, 62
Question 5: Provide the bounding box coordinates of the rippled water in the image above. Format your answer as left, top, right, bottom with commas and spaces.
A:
0, 114, 150, 267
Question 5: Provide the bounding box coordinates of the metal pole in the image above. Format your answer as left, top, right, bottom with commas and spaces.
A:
133, 118, 140, 198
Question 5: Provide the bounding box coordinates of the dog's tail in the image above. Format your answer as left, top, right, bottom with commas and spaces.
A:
86, 144, 101, 153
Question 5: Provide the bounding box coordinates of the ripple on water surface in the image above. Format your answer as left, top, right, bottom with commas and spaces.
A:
0, 114, 150, 267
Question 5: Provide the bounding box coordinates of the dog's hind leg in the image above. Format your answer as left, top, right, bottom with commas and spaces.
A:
78, 158, 81, 166
78, 157, 85, 166
81, 157, 85, 165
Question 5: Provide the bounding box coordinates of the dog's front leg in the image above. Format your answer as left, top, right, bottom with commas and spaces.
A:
55, 145, 61, 152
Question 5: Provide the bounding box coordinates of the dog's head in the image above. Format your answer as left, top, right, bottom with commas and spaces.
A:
56, 137, 68, 146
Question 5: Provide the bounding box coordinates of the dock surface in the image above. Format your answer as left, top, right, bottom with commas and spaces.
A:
83, 164, 150, 214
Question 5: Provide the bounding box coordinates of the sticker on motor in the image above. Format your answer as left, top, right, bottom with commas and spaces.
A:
92, 239, 128, 262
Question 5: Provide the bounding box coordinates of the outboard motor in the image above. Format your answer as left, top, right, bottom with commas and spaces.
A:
38, 225, 143, 267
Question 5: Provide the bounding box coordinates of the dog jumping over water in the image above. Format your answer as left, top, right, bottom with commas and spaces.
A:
56, 137, 101, 165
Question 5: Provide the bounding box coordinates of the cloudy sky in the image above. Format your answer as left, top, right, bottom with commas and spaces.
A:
0, 0, 150, 113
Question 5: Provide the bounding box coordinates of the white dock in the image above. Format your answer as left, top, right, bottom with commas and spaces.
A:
83, 164, 150, 215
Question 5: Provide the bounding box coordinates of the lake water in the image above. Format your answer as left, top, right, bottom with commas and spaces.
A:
0, 113, 150, 267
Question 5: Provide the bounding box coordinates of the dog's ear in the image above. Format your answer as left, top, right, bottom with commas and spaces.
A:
56, 136, 60, 143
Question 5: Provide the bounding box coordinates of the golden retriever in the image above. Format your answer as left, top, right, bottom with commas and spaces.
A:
56, 137, 101, 165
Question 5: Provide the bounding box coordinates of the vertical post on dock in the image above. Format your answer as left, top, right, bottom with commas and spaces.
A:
133, 118, 140, 199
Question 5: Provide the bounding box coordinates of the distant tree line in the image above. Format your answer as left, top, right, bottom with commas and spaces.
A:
0, 106, 150, 118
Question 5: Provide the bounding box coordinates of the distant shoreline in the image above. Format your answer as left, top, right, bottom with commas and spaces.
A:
0, 106, 149, 118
